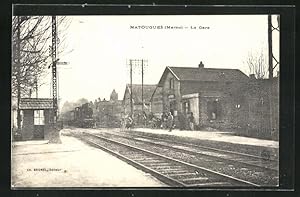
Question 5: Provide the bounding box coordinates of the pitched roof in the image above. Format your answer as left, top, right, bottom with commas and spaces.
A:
19, 98, 53, 110
158, 66, 249, 86
124, 84, 157, 104
150, 86, 162, 102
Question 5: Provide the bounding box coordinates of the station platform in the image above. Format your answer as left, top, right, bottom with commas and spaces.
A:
131, 128, 279, 149
11, 134, 166, 188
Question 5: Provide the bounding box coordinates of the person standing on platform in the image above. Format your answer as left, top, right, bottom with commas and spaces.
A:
125, 114, 134, 130
161, 112, 167, 129
167, 112, 174, 132
189, 112, 195, 131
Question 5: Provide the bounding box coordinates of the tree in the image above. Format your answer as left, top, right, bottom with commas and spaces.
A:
12, 16, 71, 132
12, 16, 50, 98
245, 48, 268, 79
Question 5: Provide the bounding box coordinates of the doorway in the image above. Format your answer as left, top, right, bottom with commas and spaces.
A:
33, 110, 45, 139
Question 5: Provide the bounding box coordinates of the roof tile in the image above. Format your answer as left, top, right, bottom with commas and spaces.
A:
169, 67, 249, 81
19, 98, 53, 110
126, 84, 157, 104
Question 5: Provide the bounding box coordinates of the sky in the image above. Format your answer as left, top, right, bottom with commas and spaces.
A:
37, 15, 280, 108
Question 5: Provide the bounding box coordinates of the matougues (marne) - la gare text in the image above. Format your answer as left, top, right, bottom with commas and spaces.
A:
130, 25, 209, 30
130, 25, 181, 29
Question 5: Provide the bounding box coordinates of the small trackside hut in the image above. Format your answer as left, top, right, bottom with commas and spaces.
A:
19, 98, 55, 140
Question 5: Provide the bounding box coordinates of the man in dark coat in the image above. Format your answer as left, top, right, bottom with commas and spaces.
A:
189, 112, 195, 130
167, 112, 174, 132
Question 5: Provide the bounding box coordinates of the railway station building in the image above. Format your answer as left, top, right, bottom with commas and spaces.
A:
155, 62, 250, 129
153, 62, 279, 138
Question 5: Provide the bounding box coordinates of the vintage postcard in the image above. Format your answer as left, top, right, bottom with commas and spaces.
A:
11, 11, 282, 188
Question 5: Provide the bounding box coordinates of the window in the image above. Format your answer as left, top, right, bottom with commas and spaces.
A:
170, 100, 176, 114
235, 104, 241, 109
182, 100, 190, 114
34, 110, 45, 125
207, 99, 221, 120
169, 78, 174, 90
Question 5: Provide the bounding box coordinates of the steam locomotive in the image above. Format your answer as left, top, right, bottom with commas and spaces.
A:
70, 103, 95, 128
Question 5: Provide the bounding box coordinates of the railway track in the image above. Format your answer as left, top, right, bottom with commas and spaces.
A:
80, 130, 278, 186
108, 130, 278, 171
79, 131, 259, 187
123, 129, 278, 160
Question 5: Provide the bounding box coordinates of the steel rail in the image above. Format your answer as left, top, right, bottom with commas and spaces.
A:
83, 131, 260, 187
99, 131, 278, 172
119, 130, 278, 162
81, 136, 186, 187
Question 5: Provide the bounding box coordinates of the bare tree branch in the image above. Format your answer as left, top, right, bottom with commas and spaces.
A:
245, 48, 268, 79
12, 16, 71, 99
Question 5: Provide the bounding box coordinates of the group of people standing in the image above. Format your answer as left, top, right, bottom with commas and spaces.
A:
161, 111, 195, 132
119, 114, 133, 131
121, 111, 195, 132
122, 112, 149, 130
160, 112, 174, 132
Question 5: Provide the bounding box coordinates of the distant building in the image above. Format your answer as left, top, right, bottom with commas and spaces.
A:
93, 90, 123, 127
156, 62, 249, 128
122, 84, 157, 114
110, 89, 118, 101
19, 98, 54, 140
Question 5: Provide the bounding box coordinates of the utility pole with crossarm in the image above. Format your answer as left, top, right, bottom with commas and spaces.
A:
51, 16, 58, 123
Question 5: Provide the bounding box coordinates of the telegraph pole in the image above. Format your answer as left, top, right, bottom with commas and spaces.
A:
127, 59, 148, 114
141, 59, 144, 112
128, 59, 148, 111
268, 15, 280, 79
268, 15, 273, 79
51, 16, 58, 123
268, 15, 280, 138
130, 59, 133, 115
16, 16, 21, 132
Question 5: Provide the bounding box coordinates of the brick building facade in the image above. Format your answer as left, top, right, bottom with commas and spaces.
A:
153, 63, 279, 139
156, 63, 250, 129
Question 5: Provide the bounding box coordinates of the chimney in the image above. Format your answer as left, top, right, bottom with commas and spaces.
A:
249, 74, 256, 79
198, 61, 204, 68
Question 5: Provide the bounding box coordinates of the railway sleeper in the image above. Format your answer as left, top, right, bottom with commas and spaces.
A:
181, 177, 209, 182
186, 182, 233, 187
151, 166, 184, 170
134, 158, 165, 164
162, 169, 189, 174
146, 163, 177, 167
169, 172, 198, 177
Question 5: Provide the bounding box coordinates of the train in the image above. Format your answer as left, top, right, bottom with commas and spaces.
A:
68, 103, 95, 128
64, 102, 161, 129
